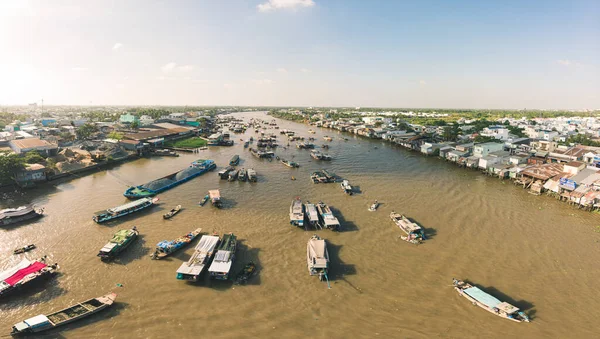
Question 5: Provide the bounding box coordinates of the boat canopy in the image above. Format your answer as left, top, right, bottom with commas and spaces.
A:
208, 250, 233, 273
23, 315, 51, 328
209, 190, 220, 199
308, 238, 328, 268
463, 287, 502, 309
403, 221, 422, 232
100, 242, 118, 253
111, 229, 134, 244
496, 301, 519, 314
0, 205, 35, 220
107, 198, 151, 214
0, 259, 31, 281
306, 204, 319, 221
176, 235, 220, 275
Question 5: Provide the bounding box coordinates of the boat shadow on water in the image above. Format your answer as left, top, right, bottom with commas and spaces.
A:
0, 275, 67, 311
466, 280, 536, 320
217, 198, 238, 210
330, 207, 359, 232
325, 242, 360, 292
350, 185, 362, 195
39, 301, 129, 339
110, 234, 151, 266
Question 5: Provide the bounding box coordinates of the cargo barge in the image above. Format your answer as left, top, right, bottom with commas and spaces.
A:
123, 159, 216, 199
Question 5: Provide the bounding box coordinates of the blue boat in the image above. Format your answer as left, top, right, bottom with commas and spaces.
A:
124, 159, 216, 199
93, 197, 158, 223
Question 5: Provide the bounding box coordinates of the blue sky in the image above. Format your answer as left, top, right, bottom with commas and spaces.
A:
0, 0, 598, 109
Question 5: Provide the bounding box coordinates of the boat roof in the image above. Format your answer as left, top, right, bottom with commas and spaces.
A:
100, 242, 118, 252
195, 235, 220, 252
23, 314, 50, 327
208, 250, 233, 273
107, 198, 151, 214
175, 236, 219, 275
0, 259, 31, 281
208, 190, 220, 198
0, 205, 35, 220
111, 229, 134, 244
496, 301, 519, 313
403, 220, 422, 232
463, 287, 502, 309
308, 238, 327, 259
306, 204, 319, 220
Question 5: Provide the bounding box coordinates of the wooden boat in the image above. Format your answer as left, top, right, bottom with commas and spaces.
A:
208, 233, 237, 280
153, 149, 179, 157
341, 180, 353, 195
13, 244, 36, 255
234, 262, 257, 285
452, 278, 530, 322
310, 150, 332, 161
0, 205, 44, 227
92, 197, 158, 223
308, 129, 316, 134
97, 227, 139, 261
238, 168, 247, 182
323, 136, 332, 141
11, 293, 117, 335
209, 189, 222, 208
163, 205, 182, 219
281, 159, 300, 168
316, 202, 341, 231
247, 168, 257, 182
228, 169, 239, 181
218, 166, 234, 180
176, 235, 220, 282
0, 256, 59, 298
368, 201, 379, 211
289, 198, 304, 228
304, 201, 320, 229
150, 228, 202, 259
229, 155, 240, 166
390, 212, 425, 244
307, 235, 329, 281
199, 195, 210, 206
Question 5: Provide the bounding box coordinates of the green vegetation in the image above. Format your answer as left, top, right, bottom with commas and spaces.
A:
0, 112, 28, 129
165, 137, 207, 148
564, 134, 600, 147
76, 123, 97, 140
473, 135, 501, 143
0, 153, 25, 185
23, 151, 45, 164
108, 131, 124, 140
269, 111, 306, 122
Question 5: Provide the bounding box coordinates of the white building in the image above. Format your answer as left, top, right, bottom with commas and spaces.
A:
139, 115, 155, 126
480, 125, 510, 140
362, 116, 392, 125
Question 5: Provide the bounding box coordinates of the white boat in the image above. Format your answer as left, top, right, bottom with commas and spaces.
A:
390, 212, 426, 244
453, 279, 530, 322
316, 202, 341, 231
341, 180, 353, 195
289, 198, 304, 228
368, 200, 379, 211
208, 233, 237, 280
307, 235, 329, 281
304, 201, 320, 229
176, 235, 221, 282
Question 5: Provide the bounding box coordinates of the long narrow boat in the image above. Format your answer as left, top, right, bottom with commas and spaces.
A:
97, 227, 139, 261
247, 168, 257, 182
238, 168, 247, 182
218, 166, 234, 180
92, 197, 158, 223
11, 293, 117, 335
316, 202, 341, 231
0, 256, 59, 298
176, 235, 220, 282
289, 198, 304, 228
123, 159, 216, 199
341, 180, 353, 195
453, 278, 530, 322
13, 244, 36, 255
163, 205, 182, 219
304, 201, 320, 229
150, 228, 202, 260
208, 233, 237, 280
199, 195, 210, 206
281, 159, 300, 168
307, 234, 329, 281
229, 155, 240, 166
0, 205, 44, 227
234, 262, 257, 285
390, 212, 426, 244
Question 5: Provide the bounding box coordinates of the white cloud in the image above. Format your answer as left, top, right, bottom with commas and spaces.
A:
223, 83, 234, 89
277, 67, 288, 73
115, 83, 125, 89
557, 59, 572, 67
112, 43, 123, 50
123, 76, 130, 81
161, 62, 177, 73
156, 76, 167, 81
71, 67, 88, 71
258, 0, 315, 12
300, 68, 310, 73
419, 80, 427, 86
177, 65, 195, 72
252, 79, 275, 85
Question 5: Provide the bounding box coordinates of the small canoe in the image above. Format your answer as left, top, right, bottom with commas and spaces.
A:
163, 205, 182, 219
235, 262, 257, 285
13, 244, 36, 255
368, 201, 379, 212
199, 195, 210, 206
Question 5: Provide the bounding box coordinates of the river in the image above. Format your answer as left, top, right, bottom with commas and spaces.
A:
1, 111, 599, 338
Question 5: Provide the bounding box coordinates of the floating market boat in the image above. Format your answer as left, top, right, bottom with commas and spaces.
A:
321, 144, 329, 149
176, 235, 220, 282
452, 278, 530, 322
153, 149, 179, 157
229, 155, 240, 166
92, 197, 158, 223
307, 235, 330, 282
341, 180, 353, 195
323, 136, 332, 141
0, 205, 44, 227
209, 189, 222, 208
289, 198, 304, 228
163, 205, 182, 219
368, 200, 379, 212
97, 227, 139, 261
316, 201, 341, 231
304, 201, 320, 229
281, 159, 300, 168
11, 293, 117, 335
13, 244, 36, 255
150, 228, 202, 260
228, 169, 239, 181
244, 141, 249, 148
311, 170, 339, 184
247, 168, 257, 182
218, 166, 235, 179
208, 233, 237, 280
199, 195, 210, 206
238, 168, 247, 182
0, 256, 59, 298
123, 159, 216, 199
308, 129, 315, 134
310, 150, 332, 161
296, 142, 315, 149
390, 212, 426, 244
234, 262, 257, 285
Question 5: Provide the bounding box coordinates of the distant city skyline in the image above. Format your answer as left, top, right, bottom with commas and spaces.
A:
0, 0, 598, 109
